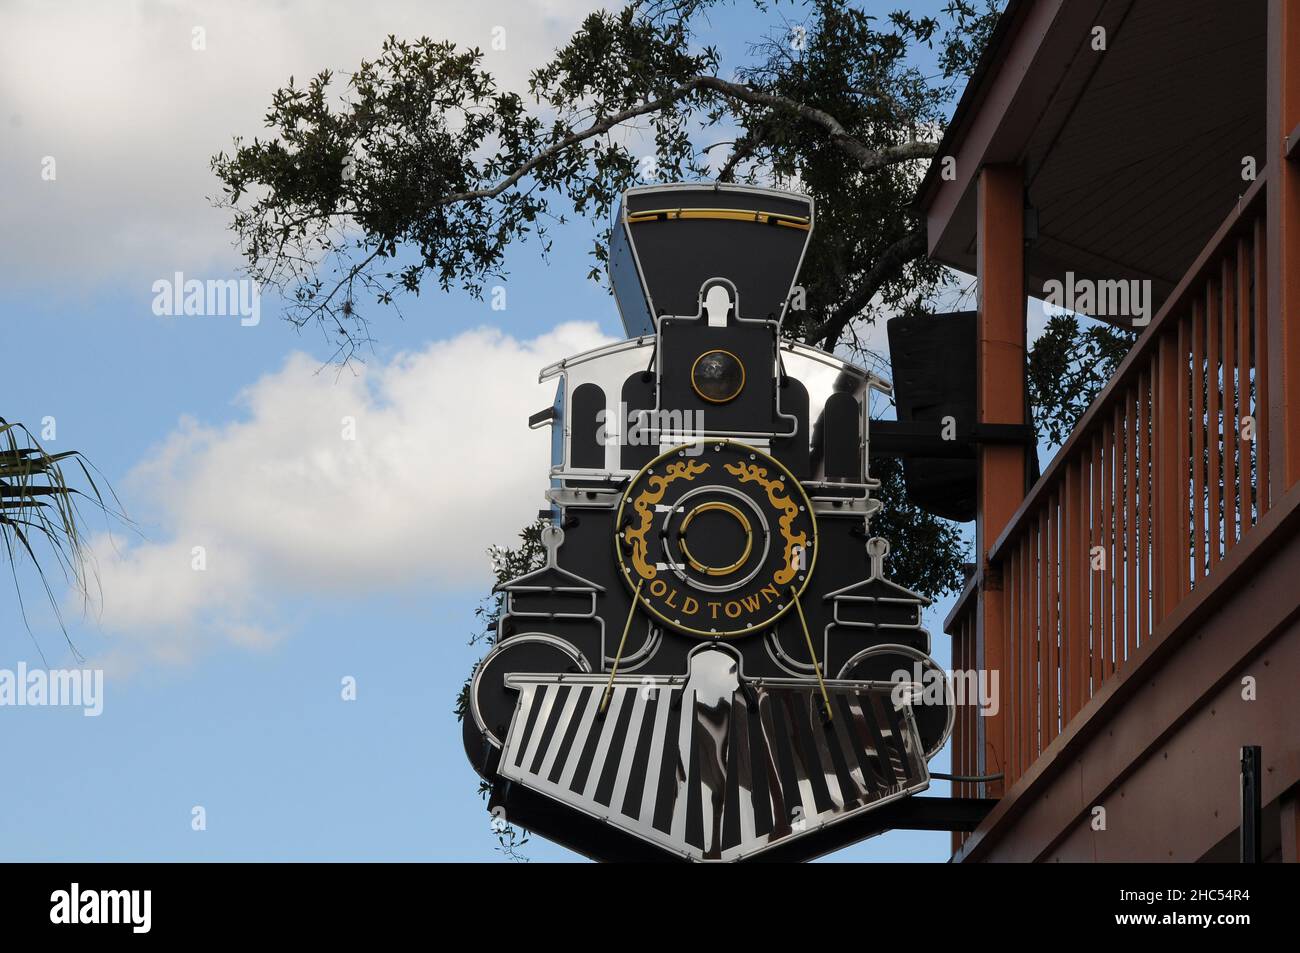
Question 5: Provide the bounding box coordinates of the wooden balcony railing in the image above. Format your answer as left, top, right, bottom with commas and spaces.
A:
948, 175, 1272, 826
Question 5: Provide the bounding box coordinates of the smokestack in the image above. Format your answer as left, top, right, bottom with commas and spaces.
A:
608, 183, 814, 337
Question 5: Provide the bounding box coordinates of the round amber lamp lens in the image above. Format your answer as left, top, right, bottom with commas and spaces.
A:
691, 349, 745, 403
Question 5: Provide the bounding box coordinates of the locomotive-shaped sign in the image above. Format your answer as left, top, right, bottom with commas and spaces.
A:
463, 183, 954, 862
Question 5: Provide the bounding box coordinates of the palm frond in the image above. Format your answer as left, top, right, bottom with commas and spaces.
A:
0, 417, 124, 658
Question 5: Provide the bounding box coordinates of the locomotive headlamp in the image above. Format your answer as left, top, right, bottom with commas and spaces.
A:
690, 348, 745, 403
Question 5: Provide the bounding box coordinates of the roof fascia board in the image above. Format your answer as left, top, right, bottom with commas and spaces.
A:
923, 0, 1101, 257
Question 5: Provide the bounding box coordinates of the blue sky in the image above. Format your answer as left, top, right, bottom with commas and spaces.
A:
0, 0, 1003, 862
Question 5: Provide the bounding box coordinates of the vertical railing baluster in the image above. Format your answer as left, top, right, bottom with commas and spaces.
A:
1125, 388, 1137, 662
1207, 276, 1222, 569
1137, 371, 1149, 646
1072, 462, 1084, 719
1037, 508, 1048, 757
956, 617, 965, 805
1222, 257, 1239, 555
1151, 354, 1162, 627
1074, 457, 1088, 708
1253, 216, 1270, 517
1021, 532, 1033, 771
1062, 465, 1075, 720
1015, 541, 1025, 782
1009, 543, 1017, 775
1192, 297, 1207, 584
969, 613, 977, 800
1100, 418, 1113, 680
1237, 237, 1252, 539
1156, 328, 1180, 625
958, 613, 966, 807
1091, 435, 1103, 699
952, 618, 962, 834
1006, 546, 1015, 785
1046, 498, 1059, 743
1112, 403, 1123, 669
1177, 314, 1191, 597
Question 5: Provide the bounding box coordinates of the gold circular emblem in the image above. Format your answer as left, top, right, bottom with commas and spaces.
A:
678, 501, 753, 576
615, 439, 817, 638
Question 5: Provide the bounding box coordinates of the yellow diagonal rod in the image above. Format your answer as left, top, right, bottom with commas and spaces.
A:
789, 585, 833, 722
600, 577, 644, 716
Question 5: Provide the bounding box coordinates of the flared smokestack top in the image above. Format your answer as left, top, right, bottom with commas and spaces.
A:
608, 183, 814, 337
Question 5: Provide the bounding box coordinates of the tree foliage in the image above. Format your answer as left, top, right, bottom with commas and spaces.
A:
0, 419, 114, 657
212, 0, 998, 358
868, 457, 966, 595
1028, 315, 1136, 448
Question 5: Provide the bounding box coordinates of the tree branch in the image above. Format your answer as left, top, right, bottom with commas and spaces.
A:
435, 80, 712, 206
801, 227, 927, 349
440, 74, 937, 207
691, 76, 939, 173
716, 127, 762, 182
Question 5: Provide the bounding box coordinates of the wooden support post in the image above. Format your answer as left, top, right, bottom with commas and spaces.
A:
976, 165, 1027, 797
1267, 0, 1300, 493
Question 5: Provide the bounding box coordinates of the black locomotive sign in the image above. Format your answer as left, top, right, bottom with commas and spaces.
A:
463, 183, 954, 862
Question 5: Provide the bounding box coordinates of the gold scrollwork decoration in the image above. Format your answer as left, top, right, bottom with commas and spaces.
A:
723, 461, 808, 585
621, 459, 710, 580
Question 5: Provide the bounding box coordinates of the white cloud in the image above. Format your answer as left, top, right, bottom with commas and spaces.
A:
0, 0, 603, 288
86, 320, 616, 665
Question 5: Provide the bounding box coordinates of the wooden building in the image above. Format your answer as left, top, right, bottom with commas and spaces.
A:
917, 0, 1300, 862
